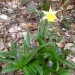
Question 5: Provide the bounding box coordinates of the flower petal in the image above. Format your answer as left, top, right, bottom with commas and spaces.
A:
42, 10, 48, 14
42, 6, 58, 22
52, 11, 58, 14
49, 6, 52, 12
42, 15, 46, 20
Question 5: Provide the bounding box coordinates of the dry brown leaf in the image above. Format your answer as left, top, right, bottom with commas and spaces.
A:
0, 22, 3, 26
71, 23, 75, 30
72, 57, 75, 63
64, 43, 73, 50
56, 40, 67, 48
20, 22, 31, 30
20, 22, 38, 31
57, 32, 61, 36
3, 31, 8, 44
0, 38, 4, 50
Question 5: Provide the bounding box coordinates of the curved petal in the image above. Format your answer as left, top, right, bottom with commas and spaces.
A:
42, 15, 46, 20
40, 15, 46, 22
49, 6, 52, 12
42, 10, 48, 14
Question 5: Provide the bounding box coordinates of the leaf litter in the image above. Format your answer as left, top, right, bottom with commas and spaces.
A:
0, 0, 75, 75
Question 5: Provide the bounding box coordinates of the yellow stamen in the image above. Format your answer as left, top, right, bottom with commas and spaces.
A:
46, 13, 56, 22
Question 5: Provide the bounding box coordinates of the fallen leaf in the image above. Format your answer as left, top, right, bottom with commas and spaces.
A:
20, 22, 30, 30
0, 14, 8, 20
64, 43, 74, 50
20, 22, 38, 31
3, 31, 8, 44
9, 26, 21, 33
71, 23, 75, 30
0, 22, 3, 26
0, 38, 4, 50
56, 40, 67, 48
72, 57, 75, 63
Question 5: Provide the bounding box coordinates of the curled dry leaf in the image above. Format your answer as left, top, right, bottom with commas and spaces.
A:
3, 31, 8, 44
71, 23, 75, 30
20, 22, 38, 31
56, 40, 67, 48
64, 43, 74, 50
0, 22, 3, 26
49, 27, 57, 32
0, 38, 4, 50
72, 57, 75, 63
9, 26, 21, 33
20, 22, 31, 30
57, 32, 61, 36
0, 14, 8, 20
65, 32, 70, 37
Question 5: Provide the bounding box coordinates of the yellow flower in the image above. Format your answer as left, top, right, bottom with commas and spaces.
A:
42, 6, 57, 22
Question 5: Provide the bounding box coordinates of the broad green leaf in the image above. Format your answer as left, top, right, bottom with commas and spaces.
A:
57, 68, 71, 75
0, 51, 15, 58
44, 46, 60, 71
43, 66, 51, 75
60, 58, 75, 69
37, 54, 45, 65
25, 32, 31, 48
56, 60, 59, 71
0, 8, 2, 12
11, 40, 17, 56
23, 39, 29, 56
40, 25, 46, 38
42, 1, 50, 11
2, 65, 19, 73
34, 32, 40, 40
24, 42, 51, 65
37, 38, 45, 45
33, 61, 43, 75
29, 64, 37, 73
23, 66, 31, 75
26, 67, 36, 75
0, 58, 16, 64
21, 0, 27, 5
18, 43, 22, 54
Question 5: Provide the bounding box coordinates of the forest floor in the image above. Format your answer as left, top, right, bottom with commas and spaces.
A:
0, 0, 75, 75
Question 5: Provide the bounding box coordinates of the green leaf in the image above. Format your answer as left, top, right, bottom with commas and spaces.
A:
44, 46, 60, 71
60, 58, 75, 69
25, 32, 31, 48
57, 68, 71, 75
18, 43, 22, 54
29, 64, 37, 73
22, 32, 31, 56
0, 51, 15, 58
23, 39, 29, 56
2, 65, 19, 73
26, 67, 36, 75
23, 66, 31, 75
24, 42, 51, 65
11, 40, 17, 56
33, 61, 43, 75
0, 58, 16, 64
43, 66, 51, 75
56, 59, 59, 71
21, 0, 27, 5
0, 8, 2, 12
40, 25, 46, 38
34, 32, 40, 40
42, 1, 50, 11
37, 38, 45, 45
